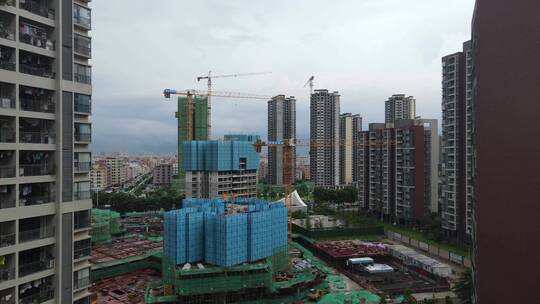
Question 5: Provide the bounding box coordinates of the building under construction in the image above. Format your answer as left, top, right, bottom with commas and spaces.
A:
164, 198, 287, 267
176, 96, 209, 189
183, 135, 260, 199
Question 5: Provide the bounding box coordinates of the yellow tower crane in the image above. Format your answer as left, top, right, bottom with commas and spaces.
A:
162, 89, 270, 140
196, 72, 272, 138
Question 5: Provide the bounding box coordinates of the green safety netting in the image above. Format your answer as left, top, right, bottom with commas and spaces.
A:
91, 209, 125, 244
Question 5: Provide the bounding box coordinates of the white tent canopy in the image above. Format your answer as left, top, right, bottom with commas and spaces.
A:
276, 190, 308, 213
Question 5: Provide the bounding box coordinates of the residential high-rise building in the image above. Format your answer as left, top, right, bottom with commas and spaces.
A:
385, 94, 416, 124
153, 163, 173, 187
339, 113, 361, 185
267, 95, 296, 185
0, 1, 93, 303
440, 41, 473, 239
176, 96, 209, 190
184, 135, 260, 199
472, 1, 540, 303
90, 161, 109, 191
310, 89, 340, 186
105, 157, 126, 187
357, 119, 438, 224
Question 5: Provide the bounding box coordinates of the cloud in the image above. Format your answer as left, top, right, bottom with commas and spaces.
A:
90, 0, 474, 153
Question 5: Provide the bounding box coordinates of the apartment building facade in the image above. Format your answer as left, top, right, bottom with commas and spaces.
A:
440, 41, 473, 239
339, 113, 361, 185
310, 89, 340, 186
385, 94, 416, 124
472, 0, 540, 302
358, 120, 438, 224
0, 0, 93, 303
153, 163, 172, 187
267, 95, 296, 186
89, 161, 108, 191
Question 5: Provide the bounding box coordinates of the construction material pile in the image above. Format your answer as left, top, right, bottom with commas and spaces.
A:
316, 240, 389, 258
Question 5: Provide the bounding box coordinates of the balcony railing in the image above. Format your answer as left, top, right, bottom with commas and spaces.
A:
74, 246, 91, 259
0, 59, 15, 71
20, 98, 55, 113
74, 191, 91, 201
18, 287, 54, 304
0, 197, 15, 209
19, 163, 53, 176
0, 166, 15, 178
0, 267, 15, 282
20, 0, 55, 19
75, 133, 91, 142
74, 161, 91, 172
20, 64, 55, 79
19, 226, 54, 243
74, 276, 90, 290
20, 193, 52, 206
0, 128, 15, 143
20, 131, 55, 144
74, 73, 91, 84
0, 97, 15, 109
0, 233, 15, 248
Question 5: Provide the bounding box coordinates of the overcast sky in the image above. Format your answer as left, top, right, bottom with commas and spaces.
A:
91, 0, 474, 154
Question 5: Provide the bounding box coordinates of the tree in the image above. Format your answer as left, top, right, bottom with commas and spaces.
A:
402, 289, 417, 304
452, 269, 473, 304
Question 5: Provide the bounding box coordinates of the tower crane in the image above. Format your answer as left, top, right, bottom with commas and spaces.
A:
163, 89, 271, 141
196, 71, 272, 138
304, 75, 315, 95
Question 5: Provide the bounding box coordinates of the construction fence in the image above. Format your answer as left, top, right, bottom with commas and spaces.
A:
386, 231, 472, 268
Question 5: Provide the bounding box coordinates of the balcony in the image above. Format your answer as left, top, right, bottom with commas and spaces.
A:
19, 51, 55, 79
0, 233, 15, 249
73, 4, 91, 29
19, 160, 54, 177
74, 34, 91, 58
0, 254, 15, 283
20, 85, 55, 113
0, 150, 15, 178
75, 123, 91, 143
0, 82, 15, 109
74, 64, 91, 84
20, 118, 55, 144
74, 276, 90, 290
18, 227, 54, 243
0, 116, 15, 143
0, 221, 15, 248
74, 210, 90, 230
74, 161, 90, 173
73, 190, 91, 201
19, 250, 54, 277
74, 93, 91, 114
20, 183, 53, 206
19, 20, 55, 51
0, 0, 15, 7
0, 287, 15, 304
0, 11, 15, 41
0, 45, 15, 72
74, 239, 91, 260
19, 287, 54, 304
19, 0, 55, 20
